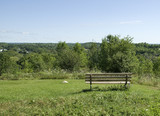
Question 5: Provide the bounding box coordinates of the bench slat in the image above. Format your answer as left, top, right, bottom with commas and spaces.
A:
85, 73, 132, 90
85, 76, 131, 78
85, 73, 132, 75
85, 79, 131, 81
85, 78, 131, 80
85, 81, 130, 84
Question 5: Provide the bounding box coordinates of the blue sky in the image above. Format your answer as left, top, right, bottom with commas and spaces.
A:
0, 0, 160, 43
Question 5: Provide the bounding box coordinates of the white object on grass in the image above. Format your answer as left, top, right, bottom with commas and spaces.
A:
63, 80, 68, 83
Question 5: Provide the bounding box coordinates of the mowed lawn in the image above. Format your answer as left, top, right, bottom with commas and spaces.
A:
0, 79, 160, 115
0, 80, 88, 102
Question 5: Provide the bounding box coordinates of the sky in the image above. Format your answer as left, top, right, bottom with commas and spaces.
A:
0, 0, 160, 43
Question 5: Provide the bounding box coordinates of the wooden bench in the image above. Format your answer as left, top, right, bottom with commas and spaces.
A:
85, 73, 132, 90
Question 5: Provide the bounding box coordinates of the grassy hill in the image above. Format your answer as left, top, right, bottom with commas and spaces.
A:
0, 80, 160, 115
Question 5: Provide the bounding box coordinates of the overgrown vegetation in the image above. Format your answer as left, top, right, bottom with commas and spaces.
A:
0, 34, 160, 84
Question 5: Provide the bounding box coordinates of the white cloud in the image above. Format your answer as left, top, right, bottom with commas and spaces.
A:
120, 20, 143, 24
21, 32, 30, 35
0, 30, 32, 35
0, 30, 11, 33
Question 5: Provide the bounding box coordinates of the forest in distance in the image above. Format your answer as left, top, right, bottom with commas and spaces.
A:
0, 35, 160, 83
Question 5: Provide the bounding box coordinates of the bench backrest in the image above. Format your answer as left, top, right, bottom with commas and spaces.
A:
85, 73, 132, 84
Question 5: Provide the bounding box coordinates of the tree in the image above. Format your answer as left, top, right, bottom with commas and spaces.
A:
57, 49, 79, 71
56, 42, 69, 53
73, 43, 88, 70
88, 42, 100, 70
41, 53, 56, 70
137, 55, 153, 76
0, 52, 18, 75
73, 43, 84, 54
153, 56, 160, 76
99, 35, 139, 73
18, 53, 45, 72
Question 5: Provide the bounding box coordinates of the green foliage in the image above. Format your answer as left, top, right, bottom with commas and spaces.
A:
73, 43, 88, 69
88, 42, 100, 70
0, 53, 11, 75
73, 43, 83, 54
135, 42, 160, 60
56, 41, 69, 53
18, 53, 46, 72
133, 76, 160, 87
1, 34, 160, 78
0, 70, 85, 80
56, 42, 88, 71
153, 56, 160, 77
56, 42, 79, 71
0, 52, 18, 75
57, 49, 80, 71
138, 55, 153, 76
41, 53, 56, 70
99, 35, 138, 73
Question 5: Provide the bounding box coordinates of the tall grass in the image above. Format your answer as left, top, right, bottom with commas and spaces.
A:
0, 69, 103, 80
132, 74, 160, 87
0, 69, 86, 80
1, 71, 160, 88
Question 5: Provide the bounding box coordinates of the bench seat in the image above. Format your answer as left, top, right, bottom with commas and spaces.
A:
85, 73, 132, 90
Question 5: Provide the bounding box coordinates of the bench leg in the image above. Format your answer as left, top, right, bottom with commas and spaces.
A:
124, 83, 130, 89
90, 74, 92, 91
90, 84, 92, 90
124, 83, 128, 88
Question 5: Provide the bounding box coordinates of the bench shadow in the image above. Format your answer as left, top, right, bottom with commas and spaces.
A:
71, 85, 129, 95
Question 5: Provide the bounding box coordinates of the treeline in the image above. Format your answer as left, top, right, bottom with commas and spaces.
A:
0, 35, 160, 79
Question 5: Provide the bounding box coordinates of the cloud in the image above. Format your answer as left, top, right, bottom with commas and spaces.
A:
21, 32, 30, 35
0, 30, 33, 35
0, 30, 11, 33
120, 20, 143, 24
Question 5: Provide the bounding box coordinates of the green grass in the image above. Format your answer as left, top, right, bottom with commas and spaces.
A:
0, 80, 160, 115
0, 80, 87, 102
0, 70, 86, 80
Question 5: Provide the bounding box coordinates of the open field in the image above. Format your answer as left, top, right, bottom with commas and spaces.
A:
0, 79, 160, 115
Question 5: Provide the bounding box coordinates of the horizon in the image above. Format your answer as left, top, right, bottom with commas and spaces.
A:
0, 0, 160, 43
0, 41, 160, 45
